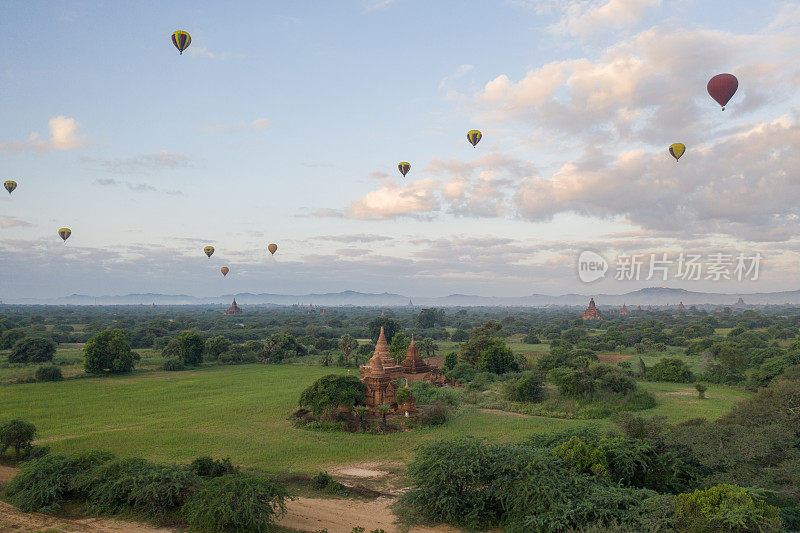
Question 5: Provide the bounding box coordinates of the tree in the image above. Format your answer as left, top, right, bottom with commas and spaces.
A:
695, 382, 707, 399
353, 405, 369, 432
523, 332, 541, 345
298, 374, 366, 416
0, 419, 36, 458
647, 357, 694, 383
417, 308, 445, 329
417, 337, 438, 357
368, 317, 400, 344
176, 330, 205, 366
0, 328, 27, 350
84, 329, 135, 374
263, 333, 306, 363
378, 404, 391, 430
476, 339, 518, 374
443, 351, 458, 371
674, 484, 783, 532
339, 334, 358, 364
389, 333, 410, 364
8, 337, 56, 364
205, 336, 231, 361
461, 321, 503, 365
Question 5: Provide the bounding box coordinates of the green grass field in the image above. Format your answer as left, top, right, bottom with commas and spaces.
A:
0, 364, 591, 474
0, 362, 750, 475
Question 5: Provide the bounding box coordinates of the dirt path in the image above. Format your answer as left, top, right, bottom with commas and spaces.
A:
0, 500, 173, 533
278, 496, 459, 533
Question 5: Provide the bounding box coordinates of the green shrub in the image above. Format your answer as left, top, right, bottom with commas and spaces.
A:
182, 473, 289, 532
508, 373, 544, 403
190, 456, 237, 478
204, 335, 231, 361
673, 484, 783, 532
408, 381, 461, 406
311, 471, 348, 495
35, 364, 63, 382
84, 329, 135, 374
415, 402, 450, 426
9, 337, 57, 364
0, 419, 37, 458
175, 330, 205, 366
299, 374, 366, 415
78, 457, 198, 516
523, 332, 541, 344
5, 451, 115, 511
445, 362, 477, 383
550, 363, 636, 399
162, 357, 186, 371
647, 357, 694, 383
395, 386, 412, 405
443, 351, 458, 371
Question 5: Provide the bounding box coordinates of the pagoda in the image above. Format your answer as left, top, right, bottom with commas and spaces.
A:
362, 350, 397, 411
222, 298, 242, 315
402, 335, 431, 374
619, 304, 629, 316
678, 301, 686, 310
582, 298, 602, 320
360, 327, 402, 379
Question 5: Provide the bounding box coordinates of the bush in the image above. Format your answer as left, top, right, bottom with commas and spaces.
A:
445, 362, 477, 383
0, 419, 37, 458
695, 382, 707, 399
264, 332, 306, 362
523, 332, 541, 344
5, 451, 115, 511
162, 357, 186, 371
396, 386, 412, 405
647, 357, 694, 383
9, 337, 57, 364
408, 381, 461, 406
508, 373, 544, 403
550, 363, 636, 399
175, 330, 205, 366
190, 456, 237, 478
182, 473, 289, 532
299, 374, 366, 415
674, 484, 783, 532
84, 329, 135, 374
443, 351, 458, 371
35, 364, 63, 382
204, 335, 231, 361
77, 457, 198, 516
311, 471, 348, 495
415, 402, 450, 426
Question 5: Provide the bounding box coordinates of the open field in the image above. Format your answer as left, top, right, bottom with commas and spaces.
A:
0, 363, 749, 475
0, 364, 593, 474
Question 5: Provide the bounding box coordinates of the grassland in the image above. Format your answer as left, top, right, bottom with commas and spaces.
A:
0, 362, 749, 475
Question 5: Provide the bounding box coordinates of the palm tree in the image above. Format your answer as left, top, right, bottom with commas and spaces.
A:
339, 334, 358, 365
378, 404, 391, 430
353, 405, 369, 432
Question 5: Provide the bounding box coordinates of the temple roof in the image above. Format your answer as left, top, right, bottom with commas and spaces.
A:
374, 326, 397, 368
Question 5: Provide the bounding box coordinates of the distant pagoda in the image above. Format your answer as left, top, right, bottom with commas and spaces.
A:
619, 304, 629, 316
678, 301, 686, 310
223, 298, 242, 315
582, 298, 602, 320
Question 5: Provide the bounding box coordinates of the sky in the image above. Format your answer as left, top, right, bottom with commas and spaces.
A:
2, 0, 800, 300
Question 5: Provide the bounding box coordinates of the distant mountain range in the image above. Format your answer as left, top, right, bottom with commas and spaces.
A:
4, 287, 800, 307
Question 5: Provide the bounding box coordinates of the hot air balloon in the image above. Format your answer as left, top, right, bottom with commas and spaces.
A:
467, 130, 482, 148
4, 180, 17, 195
220, 266, 229, 277
398, 162, 410, 177
171, 31, 191, 55
707, 74, 738, 110
58, 228, 71, 243
669, 143, 685, 162
204, 246, 215, 258
267, 243, 277, 255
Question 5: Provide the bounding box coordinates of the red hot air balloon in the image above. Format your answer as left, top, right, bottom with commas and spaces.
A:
707, 74, 738, 110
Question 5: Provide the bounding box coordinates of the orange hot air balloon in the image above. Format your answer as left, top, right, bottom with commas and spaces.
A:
220, 266, 229, 277
204, 246, 214, 258
267, 243, 278, 255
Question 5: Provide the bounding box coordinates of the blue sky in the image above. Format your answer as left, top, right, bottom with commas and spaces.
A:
2, 0, 800, 300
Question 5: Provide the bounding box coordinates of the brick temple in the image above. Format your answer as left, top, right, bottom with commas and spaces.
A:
582, 298, 602, 320
222, 298, 242, 315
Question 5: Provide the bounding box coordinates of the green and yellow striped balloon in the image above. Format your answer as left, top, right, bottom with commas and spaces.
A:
467, 129, 482, 148
58, 228, 71, 243
171, 31, 191, 55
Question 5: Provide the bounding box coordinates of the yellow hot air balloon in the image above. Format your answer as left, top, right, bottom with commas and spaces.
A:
4, 180, 17, 195
467, 130, 482, 148
171, 30, 191, 54
669, 143, 685, 162
220, 266, 229, 277
398, 162, 411, 177
204, 246, 215, 258
58, 228, 71, 243
267, 243, 278, 255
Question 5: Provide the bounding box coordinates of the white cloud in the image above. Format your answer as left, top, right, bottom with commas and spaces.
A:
348, 178, 440, 219
551, 0, 661, 37
0, 116, 86, 153
86, 151, 190, 174
1, 217, 33, 229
